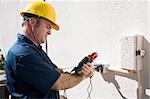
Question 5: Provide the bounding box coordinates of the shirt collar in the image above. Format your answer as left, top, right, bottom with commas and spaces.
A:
17, 33, 42, 49
17, 33, 34, 45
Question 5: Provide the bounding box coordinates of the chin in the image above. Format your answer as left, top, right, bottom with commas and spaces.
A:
41, 39, 46, 43
41, 41, 45, 44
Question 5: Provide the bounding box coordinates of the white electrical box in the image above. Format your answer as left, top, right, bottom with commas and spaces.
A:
121, 36, 137, 71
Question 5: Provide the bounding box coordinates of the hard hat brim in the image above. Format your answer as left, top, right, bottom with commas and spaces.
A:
50, 21, 59, 30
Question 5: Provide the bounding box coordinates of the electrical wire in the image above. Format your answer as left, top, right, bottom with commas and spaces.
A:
62, 78, 93, 99
87, 78, 93, 99
63, 89, 68, 99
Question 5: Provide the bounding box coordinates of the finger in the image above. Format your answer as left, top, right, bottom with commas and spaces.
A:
82, 69, 90, 76
82, 69, 93, 78
85, 63, 94, 77
81, 69, 88, 75
86, 63, 94, 70
82, 65, 89, 73
83, 64, 91, 70
86, 62, 93, 68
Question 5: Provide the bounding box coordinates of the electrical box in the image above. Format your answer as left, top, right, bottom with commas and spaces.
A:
121, 36, 137, 71
121, 35, 144, 71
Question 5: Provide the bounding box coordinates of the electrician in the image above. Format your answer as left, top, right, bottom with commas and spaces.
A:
5, 1, 94, 98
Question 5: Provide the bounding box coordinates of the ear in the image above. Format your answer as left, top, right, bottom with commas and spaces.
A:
28, 17, 37, 26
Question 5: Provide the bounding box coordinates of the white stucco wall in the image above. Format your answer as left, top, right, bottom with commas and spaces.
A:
0, 0, 150, 99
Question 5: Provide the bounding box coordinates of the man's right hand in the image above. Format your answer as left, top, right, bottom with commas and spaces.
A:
81, 62, 94, 79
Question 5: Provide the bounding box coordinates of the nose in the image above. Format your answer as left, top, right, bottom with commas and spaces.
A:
47, 30, 51, 35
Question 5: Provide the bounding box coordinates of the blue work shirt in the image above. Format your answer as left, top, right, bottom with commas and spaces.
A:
5, 33, 61, 98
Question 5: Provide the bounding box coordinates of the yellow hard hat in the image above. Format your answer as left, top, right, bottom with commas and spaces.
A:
20, 1, 59, 30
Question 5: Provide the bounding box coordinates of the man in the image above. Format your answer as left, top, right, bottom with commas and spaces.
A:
5, 1, 94, 98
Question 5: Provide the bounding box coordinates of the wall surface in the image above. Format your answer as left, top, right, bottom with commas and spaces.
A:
0, 0, 150, 99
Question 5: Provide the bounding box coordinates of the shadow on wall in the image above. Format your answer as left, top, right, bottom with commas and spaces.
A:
101, 72, 128, 99
101, 68, 136, 99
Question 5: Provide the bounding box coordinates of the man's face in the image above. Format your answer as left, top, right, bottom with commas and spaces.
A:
34, 18, 52, 44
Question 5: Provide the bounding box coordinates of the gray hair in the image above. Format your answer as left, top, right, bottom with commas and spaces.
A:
22, 13, 41, 27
